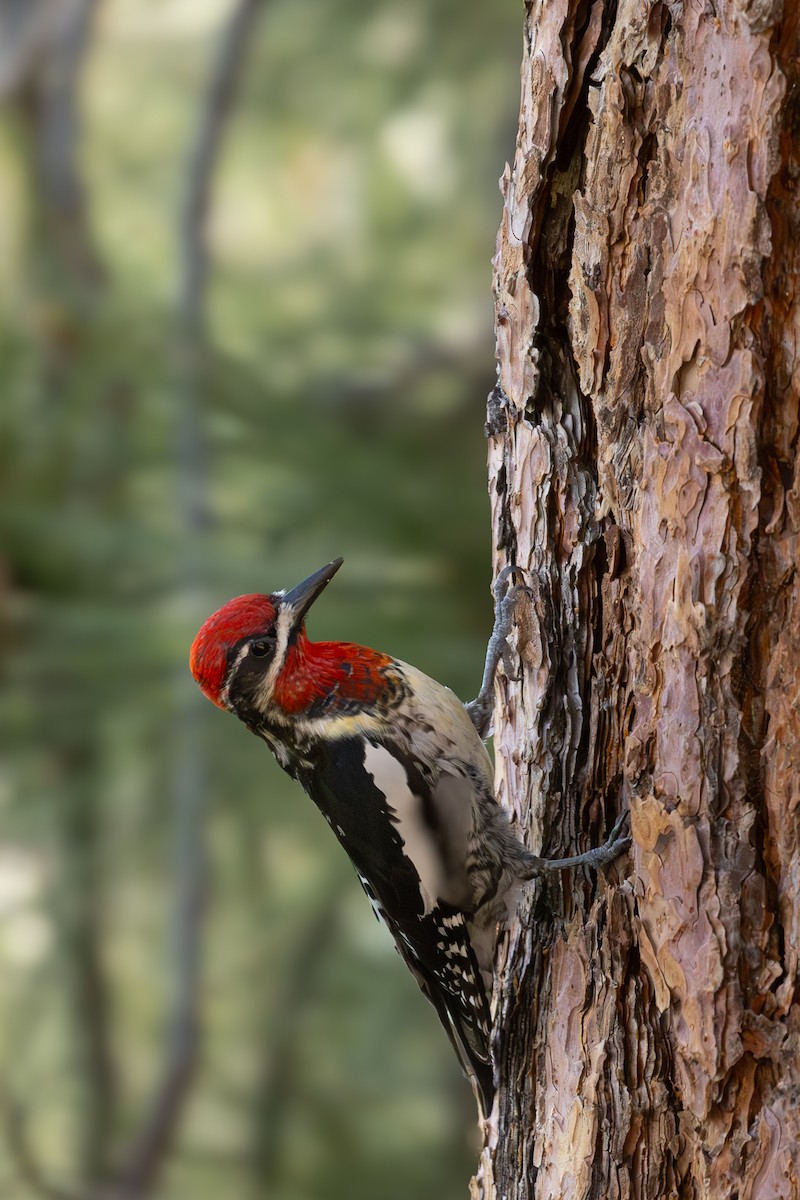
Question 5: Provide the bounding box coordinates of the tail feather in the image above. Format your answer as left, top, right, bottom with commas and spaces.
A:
397, 924, 496, 1118
429, 990, 495, 1117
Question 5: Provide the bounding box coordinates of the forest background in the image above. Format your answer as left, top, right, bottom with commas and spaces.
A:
0, 2, 523, 1198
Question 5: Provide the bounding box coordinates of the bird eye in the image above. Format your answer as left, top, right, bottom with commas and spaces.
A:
250, 639, 274, 658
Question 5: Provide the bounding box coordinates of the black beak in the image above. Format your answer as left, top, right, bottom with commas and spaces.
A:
281, 558, 343, 630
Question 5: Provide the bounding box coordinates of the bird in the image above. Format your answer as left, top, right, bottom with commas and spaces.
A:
190, 558, 628, 1116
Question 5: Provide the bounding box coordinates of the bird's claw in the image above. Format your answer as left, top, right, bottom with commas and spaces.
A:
466, 566, 533, 738
492, 564, 532, 609
522, 810, 631, 877
591, 810, 631, 869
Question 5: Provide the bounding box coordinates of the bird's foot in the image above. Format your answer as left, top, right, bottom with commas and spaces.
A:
465, 565, 532, 739
520, 811, 631, 878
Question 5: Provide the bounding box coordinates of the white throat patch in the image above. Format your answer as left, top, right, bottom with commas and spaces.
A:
253, 604, 297, 709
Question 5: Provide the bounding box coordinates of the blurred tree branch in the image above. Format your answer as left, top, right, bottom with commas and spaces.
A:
0, 2, 117, 1193
0, 1092, 82, 1200
250, 884, 346, 1192
113, 1, 266, 1196
179, 0, 266, 352
56, 743, 119, 1186
175, 0, 267, 544
1, 2, 265, 1198
0, 0, 104, 295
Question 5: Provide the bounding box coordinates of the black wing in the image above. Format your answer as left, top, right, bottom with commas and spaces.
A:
299, 735, 495, 1115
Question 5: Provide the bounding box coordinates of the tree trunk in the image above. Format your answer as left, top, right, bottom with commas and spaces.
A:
474, 1, 800, 1198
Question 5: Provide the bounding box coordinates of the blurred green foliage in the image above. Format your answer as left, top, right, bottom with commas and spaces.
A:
0, 1, 520, 1196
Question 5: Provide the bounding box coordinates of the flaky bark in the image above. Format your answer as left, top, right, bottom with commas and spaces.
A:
475, 1, 800, 1198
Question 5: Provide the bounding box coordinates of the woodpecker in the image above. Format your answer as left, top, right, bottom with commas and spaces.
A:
190, 558, 628, 1116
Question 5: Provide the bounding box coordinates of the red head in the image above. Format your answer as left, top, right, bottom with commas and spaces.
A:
190, 592, 278, 709
190, 559, 398, 724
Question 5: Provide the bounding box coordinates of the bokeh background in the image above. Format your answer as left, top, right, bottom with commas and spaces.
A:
0, 2, 520, 1196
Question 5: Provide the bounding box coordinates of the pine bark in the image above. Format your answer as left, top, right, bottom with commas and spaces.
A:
474, 1, 800, 1197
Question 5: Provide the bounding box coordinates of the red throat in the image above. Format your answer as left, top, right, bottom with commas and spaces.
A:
190, 594, 278, 708
272, 631, 395, 715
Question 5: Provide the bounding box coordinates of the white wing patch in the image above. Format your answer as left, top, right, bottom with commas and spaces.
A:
363, 741, 445, 916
